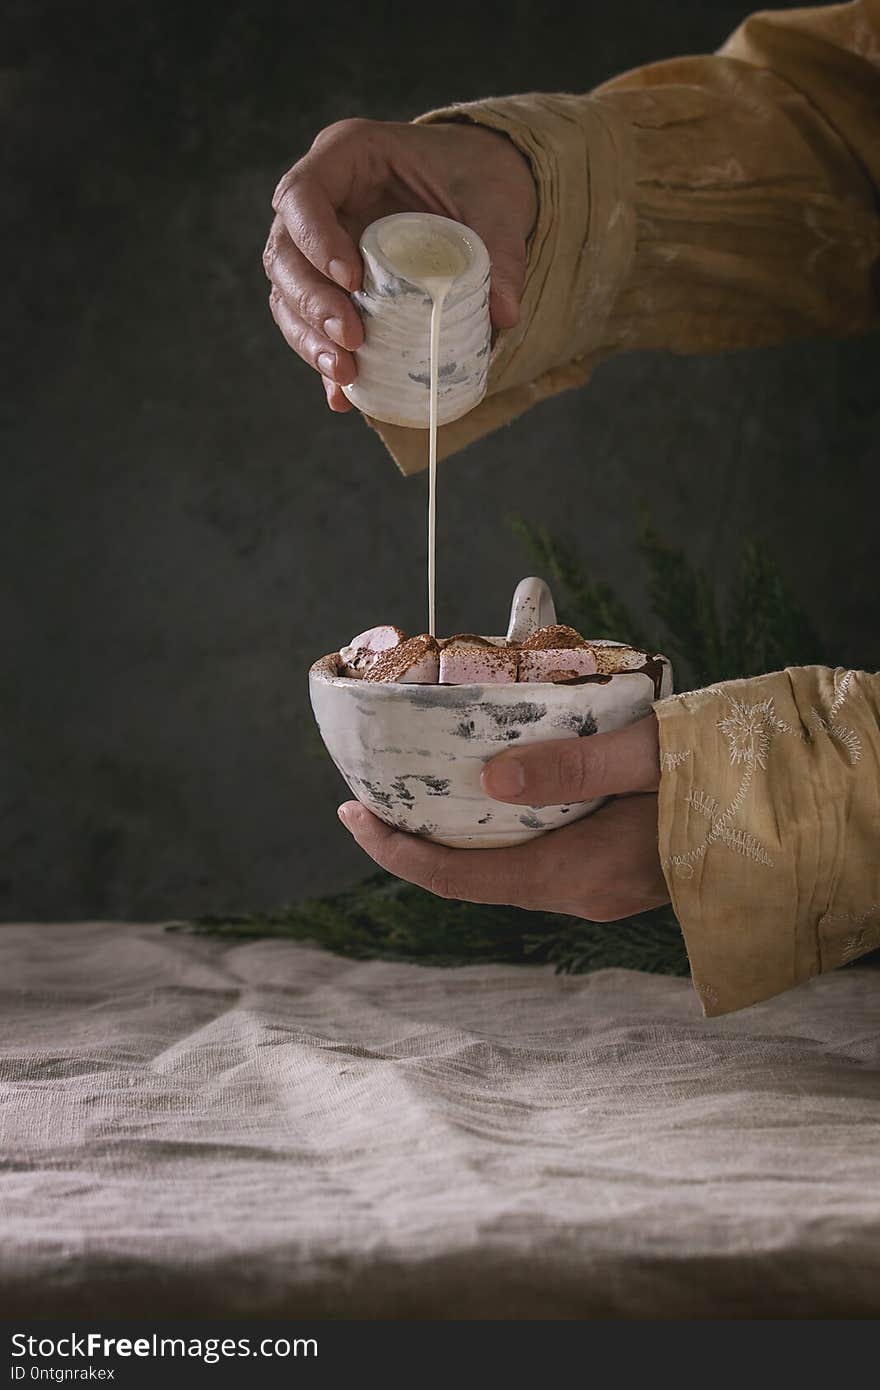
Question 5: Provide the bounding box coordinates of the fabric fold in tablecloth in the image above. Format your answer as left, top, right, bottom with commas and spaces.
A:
1, 921, 879, 1318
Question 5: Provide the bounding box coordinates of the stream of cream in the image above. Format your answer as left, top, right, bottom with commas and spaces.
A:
425, 281, 448, 638
377, 223, 469, 636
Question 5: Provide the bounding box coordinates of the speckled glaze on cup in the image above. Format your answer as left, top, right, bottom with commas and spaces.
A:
341, 213, 491, 428
310, 645, 673, 849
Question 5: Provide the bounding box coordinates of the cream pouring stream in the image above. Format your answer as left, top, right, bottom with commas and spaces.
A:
374, 222, 471, 636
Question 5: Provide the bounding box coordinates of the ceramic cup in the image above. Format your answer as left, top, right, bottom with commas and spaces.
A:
310, 582, 673, 850
341, 212, 491, 428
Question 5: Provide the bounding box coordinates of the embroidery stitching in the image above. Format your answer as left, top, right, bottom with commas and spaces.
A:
841, 927, 880, 962
694, 980, 719, 1007
667, 694, 799, 876
663, 671, 866, 886
714, 823, 774, 867
810, 669, 862, 765
821, 902, 880, 963
662, 748, 692, 772
717, 697, 799, 769
823, 902, 880, 928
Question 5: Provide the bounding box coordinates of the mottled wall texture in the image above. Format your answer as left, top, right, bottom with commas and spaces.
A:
4, 1, 879, 919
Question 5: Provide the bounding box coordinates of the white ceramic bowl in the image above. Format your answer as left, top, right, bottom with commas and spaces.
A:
310, 645, 672, 849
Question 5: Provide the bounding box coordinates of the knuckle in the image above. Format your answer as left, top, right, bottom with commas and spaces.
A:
283, 314, 309, 356
296, 287, 324, 325
291, 218, 322, 265
299, 327, 322, 363
313, 116, 371, 149
262, 226, 282, 277
271, 163, 303, 212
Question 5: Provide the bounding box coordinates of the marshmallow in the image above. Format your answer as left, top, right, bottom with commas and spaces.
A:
590, 643, 647, 674
520, 623, 589, 652
439, 637, 518, 685
517, 623, 597, 681
362, 634, 440, 684
339, 624, 405, 677
336, 616, 645, 687
518, 647, 598, 683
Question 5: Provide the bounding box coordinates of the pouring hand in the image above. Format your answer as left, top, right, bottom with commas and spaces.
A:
264, 119, 537, 411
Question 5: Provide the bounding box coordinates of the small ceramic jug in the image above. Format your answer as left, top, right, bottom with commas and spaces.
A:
342, 212, 491, 428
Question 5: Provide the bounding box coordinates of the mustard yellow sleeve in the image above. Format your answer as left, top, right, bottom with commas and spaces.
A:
653, 666, 880, 1016
370, 2, 880, 474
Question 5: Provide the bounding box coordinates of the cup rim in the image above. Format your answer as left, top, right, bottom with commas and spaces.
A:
361, 212, 490, 291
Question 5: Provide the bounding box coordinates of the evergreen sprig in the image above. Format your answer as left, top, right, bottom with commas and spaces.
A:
179, 873, 690, 977
506, 516, 648, 649
512, 513, 822, 689
722, 538, 822, 682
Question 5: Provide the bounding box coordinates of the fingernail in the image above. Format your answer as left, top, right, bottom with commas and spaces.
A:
317, 351, 337, 376
483, 756, 525, 799
338, 804, 352, 827
323, 316, 347, 347
328, 258, 352, 290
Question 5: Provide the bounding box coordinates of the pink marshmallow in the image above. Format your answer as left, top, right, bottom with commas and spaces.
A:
395, 650, 441, 684
439, 641, 518, 685
362, 634, 440, 684
518, 648, 598, 683
339, 624, 405, 676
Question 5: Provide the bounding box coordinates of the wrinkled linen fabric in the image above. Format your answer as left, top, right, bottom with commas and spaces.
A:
1, 921, 879, 1318
368, 1, 879, 473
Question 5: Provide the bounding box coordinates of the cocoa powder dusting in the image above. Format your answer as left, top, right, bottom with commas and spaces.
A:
590, 645, 646, 675
337, 620, 655, 687
439, 633, 496, 649
472, 647, 519, 673
364, 634, 439, 683
520, 624, 587, 652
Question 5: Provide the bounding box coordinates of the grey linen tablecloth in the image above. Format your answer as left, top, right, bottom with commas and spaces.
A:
1, 920, 879, 1319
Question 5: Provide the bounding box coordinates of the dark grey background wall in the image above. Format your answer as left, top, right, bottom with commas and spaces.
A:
4, 0, 878, 920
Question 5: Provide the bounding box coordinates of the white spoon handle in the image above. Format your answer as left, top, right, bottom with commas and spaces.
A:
506, 577, 558, 644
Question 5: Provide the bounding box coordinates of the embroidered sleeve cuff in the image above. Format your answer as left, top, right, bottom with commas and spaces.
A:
653, 667, 880, 1016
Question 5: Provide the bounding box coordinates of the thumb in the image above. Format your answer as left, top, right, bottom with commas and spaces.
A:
481, 715, 660, 807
